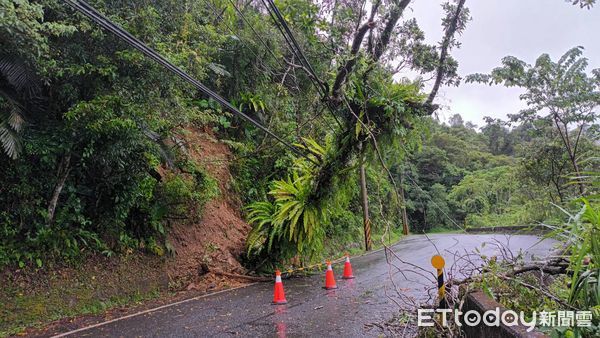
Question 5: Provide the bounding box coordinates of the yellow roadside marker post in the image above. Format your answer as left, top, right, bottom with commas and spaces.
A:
431, 255, 446, 309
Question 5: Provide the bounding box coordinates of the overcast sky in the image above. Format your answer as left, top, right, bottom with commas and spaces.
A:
402, 0, 600, 128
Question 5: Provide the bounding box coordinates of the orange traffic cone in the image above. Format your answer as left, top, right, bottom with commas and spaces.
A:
342, 254, 355, 279
273, 270, 287, 304
323, 260, 338, 290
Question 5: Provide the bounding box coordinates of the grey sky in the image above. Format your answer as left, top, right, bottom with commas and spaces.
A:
404, 0, 600, 127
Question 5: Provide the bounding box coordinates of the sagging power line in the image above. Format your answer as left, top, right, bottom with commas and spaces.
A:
260, 0, 344, 128
261, 0, 327, 97
201, 0, 338, 136
61, 0, 315, 163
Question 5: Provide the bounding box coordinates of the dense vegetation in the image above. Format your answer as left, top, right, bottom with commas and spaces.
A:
1, 0, 598, 276
1, 0, 231, 268
0, 0, 469, 268
2, 0, 600, 336
403, 109, 597, 232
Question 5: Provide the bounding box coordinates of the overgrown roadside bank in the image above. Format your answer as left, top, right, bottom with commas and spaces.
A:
0, 129, 252, 337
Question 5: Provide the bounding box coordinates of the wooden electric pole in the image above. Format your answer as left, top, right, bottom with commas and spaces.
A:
359, 143, 372, 251
399, 174, 409, 235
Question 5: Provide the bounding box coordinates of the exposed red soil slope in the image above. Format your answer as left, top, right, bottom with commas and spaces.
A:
166, 127, 251, 290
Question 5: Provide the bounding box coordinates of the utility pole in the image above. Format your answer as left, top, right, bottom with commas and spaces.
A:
359, 143, 372, 251
399, 174, 409, 235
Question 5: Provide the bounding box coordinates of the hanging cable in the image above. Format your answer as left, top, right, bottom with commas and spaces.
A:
203, 0, 290, 74
260, 0, 310, 82
201, 0, 337, 136
263, 0, 327, 95
61, 0, 316, 163
203, 0, 339, 137
218, 0, 326, 99
260, 0, 344, 129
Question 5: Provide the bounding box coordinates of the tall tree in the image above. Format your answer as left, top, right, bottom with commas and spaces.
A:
448, 113, 464, 128
467, 47, 600, 194
481, 116, 513, 155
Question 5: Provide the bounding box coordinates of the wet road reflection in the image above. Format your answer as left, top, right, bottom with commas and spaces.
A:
273, 304, 287, 338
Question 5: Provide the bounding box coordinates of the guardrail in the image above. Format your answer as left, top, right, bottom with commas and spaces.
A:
465, 225, 550, 234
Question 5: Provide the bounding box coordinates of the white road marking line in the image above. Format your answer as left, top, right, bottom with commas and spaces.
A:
51, 283, 259, 337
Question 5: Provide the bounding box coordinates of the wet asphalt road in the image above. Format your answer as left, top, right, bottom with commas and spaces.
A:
58, 234, 557, 338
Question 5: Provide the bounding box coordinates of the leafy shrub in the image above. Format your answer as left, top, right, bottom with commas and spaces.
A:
157, 165, 219, 221
0, 93, 220, 268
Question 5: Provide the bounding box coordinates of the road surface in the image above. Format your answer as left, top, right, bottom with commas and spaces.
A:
53, 234, 557, 337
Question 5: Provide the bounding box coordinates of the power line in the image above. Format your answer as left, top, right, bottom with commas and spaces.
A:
203, 0, 288, 74
214, 0, 325, 98
204, 0, 338, 137
206, 0, 342, 133
265, 0, 326, 95
201, 0, 341, 147
61, 0, 315, 163
261, 0, 327, 97
260, 0, 308, 78
260, 0, 344, 129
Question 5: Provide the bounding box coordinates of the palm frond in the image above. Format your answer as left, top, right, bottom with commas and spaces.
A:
0, 53, 41, 96
7, 105, 24, 132
0, 120, 21, 159
244, 138, 330, 259
0, 53, 45, 159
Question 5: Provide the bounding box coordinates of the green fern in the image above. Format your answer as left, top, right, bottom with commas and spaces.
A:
270, 172, 325, 252
245, 201, 276, 256
245, 137, 329, 259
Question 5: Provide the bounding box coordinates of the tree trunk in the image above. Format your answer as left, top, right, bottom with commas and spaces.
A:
47, 153, 71, 226
359, 145, 372, 251
425, 0, 467, 107
399, 174, 409, 235
570, 155, 585, 195
553, 115, 585, 195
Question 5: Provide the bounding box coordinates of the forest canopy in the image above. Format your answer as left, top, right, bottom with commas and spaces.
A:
0, 0, 598, 270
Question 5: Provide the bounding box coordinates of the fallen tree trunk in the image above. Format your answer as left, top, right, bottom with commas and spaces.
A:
209, 268, 271, 282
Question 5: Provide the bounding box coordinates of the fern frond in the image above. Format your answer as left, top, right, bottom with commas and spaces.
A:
0, 53, 41, 95
0, 121, 21, 159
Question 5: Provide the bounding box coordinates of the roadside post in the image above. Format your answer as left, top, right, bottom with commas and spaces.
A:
431, 255, 446, 309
